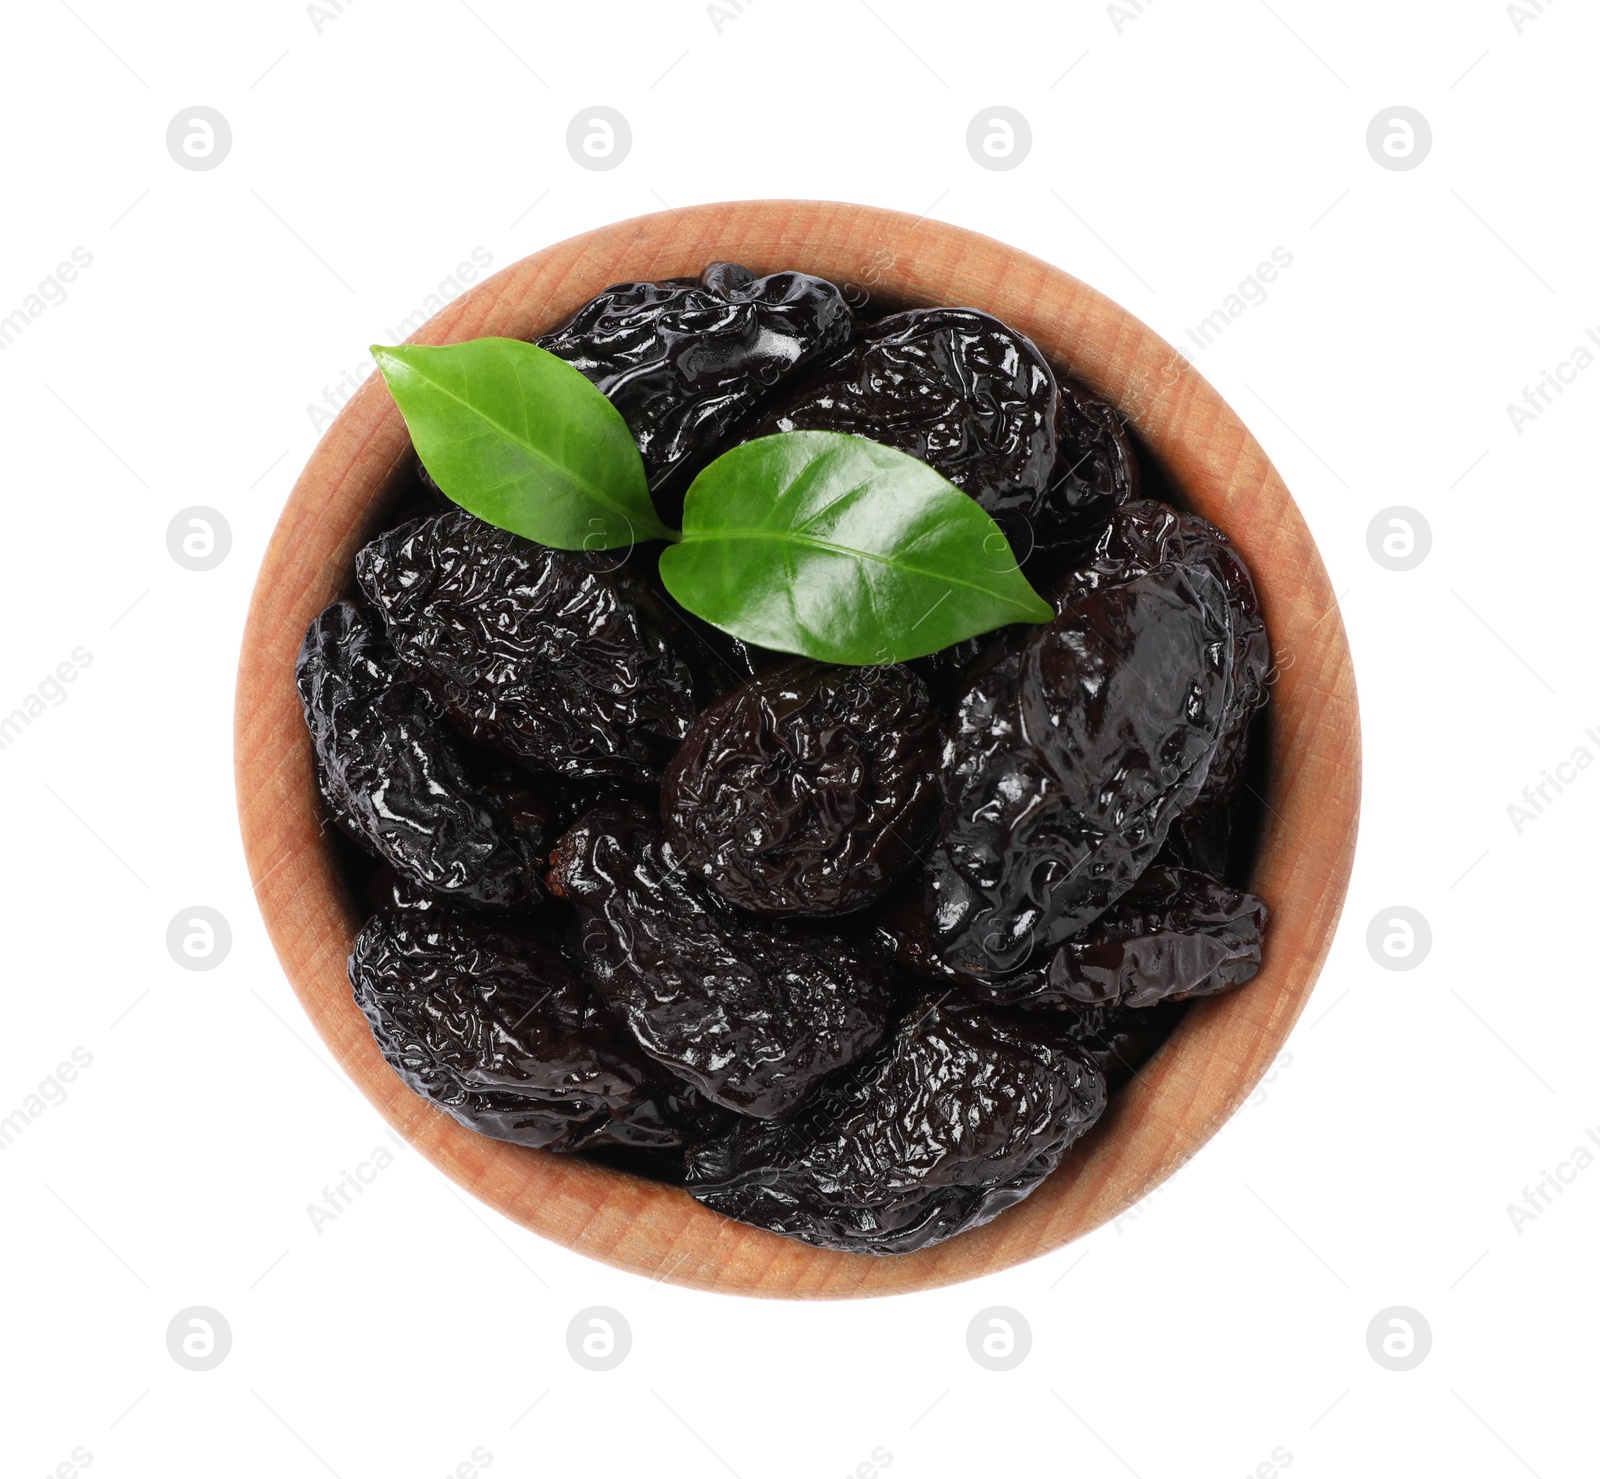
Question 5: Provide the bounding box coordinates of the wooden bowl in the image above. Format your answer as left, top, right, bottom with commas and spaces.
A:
235, 201, 1359, 1298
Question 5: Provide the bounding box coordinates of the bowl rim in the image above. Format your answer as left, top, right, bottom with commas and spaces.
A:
234, 199, 1360, 1299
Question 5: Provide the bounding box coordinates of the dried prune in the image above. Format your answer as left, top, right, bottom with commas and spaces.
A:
356, 509, 699, 784
535, 261, 855, 514
909, 636, 991, 713
750, 307, 1134, 572
1049, 381, 1140, 548
686, 998, 1106, 1253
1043, 867, 1265, 1008
868, 891, 1188, 1088
350, 907, 730, 1150
547, 802, 891, 1118
1062, 500, 1270, 805
950, 866, 1264, 1011
652, 584, 781, 698
661, 660, 943, 918
870, 881, 976, 985
1154, 801, 1234, 879
296, 599, 547, 908
1059, 1000, 1187, 1091
927, 558, 1239, 976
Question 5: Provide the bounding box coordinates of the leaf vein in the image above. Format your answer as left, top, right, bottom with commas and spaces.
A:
680, 527, 1048, 616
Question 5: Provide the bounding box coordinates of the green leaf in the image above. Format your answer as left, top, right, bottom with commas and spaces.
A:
370, 338, 676, 549
658, 431, 1054, 665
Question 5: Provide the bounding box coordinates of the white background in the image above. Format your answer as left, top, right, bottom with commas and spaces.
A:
1, 2, 1594, 1475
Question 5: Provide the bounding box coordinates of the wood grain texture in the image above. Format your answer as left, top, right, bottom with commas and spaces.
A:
234, 201, 1361, 1299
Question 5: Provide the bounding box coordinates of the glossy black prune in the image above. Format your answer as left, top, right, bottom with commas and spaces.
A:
926, 557, 1238, 976
547, 802, 891, 1119
1049, 381, 1140, 550
356, 509, 699, 784
1043, 867, 1266, 1008
1059, 1000, 1188, 1091
350, 907, 731, 1151
950, 866, 1264, 1011
661, 660, 943, 918
651, 583, 782, 698
1154, 801, 1234, 879
751, 306, 1135, 572
535, 261, 855, 513
870, 881, 976, 985
686, 998, 1106, 1254
868, 890, 1188, 1089
1062, 500, 1270, 813
296, 599, 548, 908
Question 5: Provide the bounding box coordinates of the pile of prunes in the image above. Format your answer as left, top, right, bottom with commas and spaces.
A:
296, 263, 1271, 1254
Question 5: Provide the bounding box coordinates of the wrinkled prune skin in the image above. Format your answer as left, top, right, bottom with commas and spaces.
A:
1059, 1000, 1187, 1091
949, 866, 1264, 1011
1049, 382, 1140, 553
1043, 867, 1265, 1008
296, 600, 548, 908
870, 881, 976, 985
548, 802, 891, 1118
686, 999, 1106, 1253
535, 261, 855, 512
1154, 802, 1233, 878
651, 582, 781, 698
927, 558, 1238, 976
1059, 502, 1270, 878
350, 907, 731, 1151
1062, 500, 1270, 808
356, 510, 699, 784
751, 307, 1134, 573
661, 660, 943, 918
909, 636, 990, 714
867, 888, 1190, 1089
